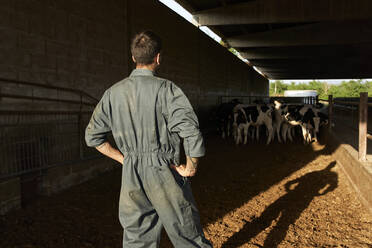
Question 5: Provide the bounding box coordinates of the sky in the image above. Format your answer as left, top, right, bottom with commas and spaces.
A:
158, 0, 371, 85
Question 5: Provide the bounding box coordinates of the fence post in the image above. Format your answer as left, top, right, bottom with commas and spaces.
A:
359, 92, 368, 161
328, 95, 333, 130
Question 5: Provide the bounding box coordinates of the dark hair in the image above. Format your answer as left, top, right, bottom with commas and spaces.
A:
131, 31, 162, 65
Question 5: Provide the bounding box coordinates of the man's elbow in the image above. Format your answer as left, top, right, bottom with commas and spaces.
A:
85, 134, 107, 148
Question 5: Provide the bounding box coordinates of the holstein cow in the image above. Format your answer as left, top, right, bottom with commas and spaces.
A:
283, 104, 328, 143
216, 99, 241, 139
272, 100, 289, 143
234, 104, 274, 145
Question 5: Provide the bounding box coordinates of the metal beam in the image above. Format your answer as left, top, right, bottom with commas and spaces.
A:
255, 57, 372, 79
238, 45, 368, 60
173, 0, 196, 14
226, 21, 372, 48
264, 65, 372, 76
193, 0, 372, 26
266, 72, 372, 79
249, 57, 370, 68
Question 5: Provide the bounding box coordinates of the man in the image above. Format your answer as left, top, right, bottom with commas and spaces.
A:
85, 31, 212, 248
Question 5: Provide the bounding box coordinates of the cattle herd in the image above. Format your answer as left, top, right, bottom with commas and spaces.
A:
216, 99, 329, 145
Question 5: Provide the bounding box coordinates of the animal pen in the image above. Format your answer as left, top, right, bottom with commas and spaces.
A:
0, 78, 101, 203
322, 93, 371, 162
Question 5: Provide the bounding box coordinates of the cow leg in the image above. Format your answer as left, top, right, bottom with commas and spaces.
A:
250, 127, 255, 140
272, 123, 277, 141
243, 123, 249, 145
281, 124, 288, 143
291, 126, 295, 137
235, 127, 240, 145
301, 125, 309, 144
266, 126, 273, 145
287, 126, 294, 142
256, 125, 260, 141
313, 130, 318, 142
308, 130, 313, 143
227, 120, 231, 137
276, 122, 282, 143
226, 121, 230, 139
232, 123, 238, 142
236, 124, 244, 145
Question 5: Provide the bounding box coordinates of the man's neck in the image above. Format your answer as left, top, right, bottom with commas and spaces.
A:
136, 63, 157, 71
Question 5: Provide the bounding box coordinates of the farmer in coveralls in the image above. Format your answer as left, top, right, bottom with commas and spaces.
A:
85, 31, 212, 248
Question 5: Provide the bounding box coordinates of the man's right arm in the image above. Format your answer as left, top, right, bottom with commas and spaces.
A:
172, 156, 199, 177
165, 82, 205, 177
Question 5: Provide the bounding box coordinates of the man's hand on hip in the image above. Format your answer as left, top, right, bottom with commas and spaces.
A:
95, 142, 124, 164
171, 157, 199, 177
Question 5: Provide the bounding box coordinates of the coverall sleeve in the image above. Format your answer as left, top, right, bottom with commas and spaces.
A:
85, 90, 112, 147
166, 82, 205, 158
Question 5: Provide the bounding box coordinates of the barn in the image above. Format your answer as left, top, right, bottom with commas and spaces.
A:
0, 0, 371, 247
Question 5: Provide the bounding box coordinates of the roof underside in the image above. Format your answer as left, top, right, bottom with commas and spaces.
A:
176, 0, 372, 80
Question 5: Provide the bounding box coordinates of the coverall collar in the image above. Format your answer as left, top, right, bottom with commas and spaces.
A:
130, 68, 155, 77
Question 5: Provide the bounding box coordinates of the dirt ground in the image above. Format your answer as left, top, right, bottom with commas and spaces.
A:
1, 134, 371, 248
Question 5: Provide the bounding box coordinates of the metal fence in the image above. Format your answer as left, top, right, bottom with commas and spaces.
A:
219, 95, 317, 105
322, 93, 370, 161
0, 78, 100, 180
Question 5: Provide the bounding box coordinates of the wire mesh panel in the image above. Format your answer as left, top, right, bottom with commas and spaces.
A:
0, 112, 100, 180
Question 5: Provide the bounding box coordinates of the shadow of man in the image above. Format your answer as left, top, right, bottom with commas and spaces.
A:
222, 161, 338, 248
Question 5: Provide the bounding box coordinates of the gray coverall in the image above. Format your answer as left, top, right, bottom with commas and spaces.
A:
85, 69, 212, 248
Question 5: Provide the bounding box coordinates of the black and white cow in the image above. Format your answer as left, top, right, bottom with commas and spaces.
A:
272, 100, 289, 143
233, 104, 274, 145
282, 104, 328, 143
216, 99, 241, 138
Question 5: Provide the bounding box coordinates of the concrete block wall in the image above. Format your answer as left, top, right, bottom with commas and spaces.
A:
0, 0, 127, 110
41, 157, 117, 196
327, 131, 372, 215
0, 0, 268, 112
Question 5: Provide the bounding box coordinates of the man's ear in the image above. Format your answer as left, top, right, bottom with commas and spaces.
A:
156, 53, 161, 65
132, 56, 136, 63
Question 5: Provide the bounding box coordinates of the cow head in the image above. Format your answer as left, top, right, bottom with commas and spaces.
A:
274, 100, 282, 110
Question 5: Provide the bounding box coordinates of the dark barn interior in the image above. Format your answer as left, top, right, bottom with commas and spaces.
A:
0, 0, 372, 247
183, 0, 372, 79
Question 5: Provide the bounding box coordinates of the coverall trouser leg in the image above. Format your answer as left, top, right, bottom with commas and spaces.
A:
119, 157, 212, 248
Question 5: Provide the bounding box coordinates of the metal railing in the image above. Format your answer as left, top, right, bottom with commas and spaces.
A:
0, 77, 98, 106
219, 95, 317, 105
0, 78, 101, 180
325, 93, 370, 161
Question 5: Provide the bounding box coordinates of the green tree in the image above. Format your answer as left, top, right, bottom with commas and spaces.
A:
269, 79, 372, 98
269, 80, 288, 96
328, 80, 370, 98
